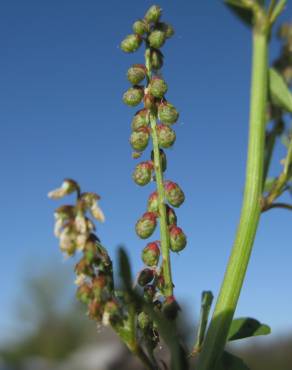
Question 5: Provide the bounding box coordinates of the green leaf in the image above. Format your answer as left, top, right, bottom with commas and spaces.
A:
118, 247, 132, 289
228, 317, 271, 341
216, 351, 250, 370
269, 68, 292, 113
224, 0, 253, 26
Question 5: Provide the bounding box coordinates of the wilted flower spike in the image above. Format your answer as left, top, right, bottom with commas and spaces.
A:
48, 179, 79, 199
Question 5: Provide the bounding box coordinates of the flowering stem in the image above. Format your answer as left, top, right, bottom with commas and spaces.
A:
198, 13, 269, 370
145, 47, 174, 297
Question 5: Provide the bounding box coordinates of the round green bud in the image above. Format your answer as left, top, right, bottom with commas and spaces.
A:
157, 124, 176, 148
120, 34, 142, 53
149, 77, 168, 98
135, 211, 157, 239
132, 161, 153, 186
158, 102, 179, 124
151, 148, 167, 172
144, 5, 162, 23
147, 191, 159, 213
166, 205, 177, 226
150, 49, 164, 70
138, 311, 151, 330
127, 64, 146, 85
123, 86, 144, 107
164, 181, 185, 207
133, 19, 149, 35
131, 108, 149, 131
142, 241, 160, 266
148, 30, 166, 49
157, 22, 175, 38
169, 225, 187, 252
130, 127, 150, 151
138, 268, 155, 286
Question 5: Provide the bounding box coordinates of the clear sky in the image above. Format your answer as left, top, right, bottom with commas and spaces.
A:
1, 0, 292, 345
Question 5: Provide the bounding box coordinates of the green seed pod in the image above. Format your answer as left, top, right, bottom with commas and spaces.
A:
123, 86, 144, 107
148, 30, 166, 49
144, 284, 156, 302
142, 241, 160, 266
127, 64, 147, 85
138, 311, 152, 330
147, 191, 159, 213
120, 34, 142, 53
145, 5, 162, 23
158, 102, 179, 124
135, 211, 157, 239
149, 77, 168, 98
169, 225, 187, 252
151, 148, 167, 172
150, 49, 164, 70
166, 205, 177, 225
133, 19, 149, 35
138, 268, 155, 286
157, 22, 175, 38
132, 161, 154, 186
131, 108, 149, 131
162, 296, 180, 320
76, 283, 93, 304
164, 181, 185, 207
157, 124, 176, 148
130, 127, 150, 151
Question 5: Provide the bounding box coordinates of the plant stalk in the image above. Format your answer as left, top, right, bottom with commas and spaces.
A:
197, 22, 269, 370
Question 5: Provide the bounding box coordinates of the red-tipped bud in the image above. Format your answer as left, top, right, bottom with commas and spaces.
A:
144, 5, 162, 23
88, 299, 103, 321
135, 211, 157, 239
132, 161, 154, 186
131, 108, 149, 131
138, 311, 151, 330
127, 64, 147, 85
138, 268, 155, 286
123, 86, 144, 107
130, 127, 150, 151
76, 283, 93, 304
149, 77, 168, 98
147, 191, 159, 213
164, 181, 185, 207
166, 205, 177, 226
133, 19, 149, 35
150, 49, 164, 70
144, 284, 156, 302
142, 241, 160, 266
120, 34, 142, 53
148, 30, 166, 49
169, 225, 187, 252
157, 124, 176, 148
158, 102, 179, 124
162, 296, 180, 320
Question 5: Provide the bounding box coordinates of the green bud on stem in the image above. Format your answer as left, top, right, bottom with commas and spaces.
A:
127, 64, 147, 85
123, 86, 144, 107
169, 225, 187, 252
142, 241, 160, 266
149, 77, 168, 98
132, 161, 154, 186
148, 30, 166, 49
158, 101, 179, 124
130, 127, 150, 151
121, 34, 142, 53
157, 124, 176, 148
135, 211, 157, 239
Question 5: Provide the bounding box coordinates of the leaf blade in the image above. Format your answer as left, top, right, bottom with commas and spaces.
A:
228, 317, 271, 341
269, 68, 292, 113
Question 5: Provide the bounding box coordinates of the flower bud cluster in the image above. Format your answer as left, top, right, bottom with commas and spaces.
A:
49, 180, 123, 328
121, 5, 186, 325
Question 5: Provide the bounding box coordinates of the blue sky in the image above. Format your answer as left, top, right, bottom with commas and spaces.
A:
1, 0, 292, 346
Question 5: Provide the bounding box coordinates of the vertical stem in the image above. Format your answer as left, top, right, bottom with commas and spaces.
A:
145, 47, 174, 297
198, 23, 269, 370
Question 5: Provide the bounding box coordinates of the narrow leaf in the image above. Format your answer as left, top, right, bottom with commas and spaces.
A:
228, 317, 271, 341
269, 68, 292, 113
270, 0, 287, 24
224, 0, 253, 26
118, 247, 132, 289
216, 351, 250, 370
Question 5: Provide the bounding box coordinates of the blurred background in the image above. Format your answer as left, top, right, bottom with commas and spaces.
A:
1, 1, 292, 369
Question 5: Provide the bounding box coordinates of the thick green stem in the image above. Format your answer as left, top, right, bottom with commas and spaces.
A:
198, 24, 269, 370
144, 48, 174, 297
150, 112, 173, 297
